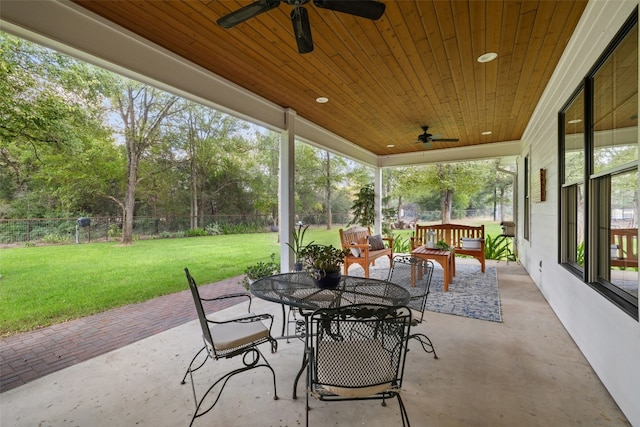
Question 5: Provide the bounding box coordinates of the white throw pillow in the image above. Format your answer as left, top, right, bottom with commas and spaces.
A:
350, 242, 361, 257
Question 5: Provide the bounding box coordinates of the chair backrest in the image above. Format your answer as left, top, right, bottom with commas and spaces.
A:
387, 255, 434, 323
339, 226, 370, 247
307, 304, 411, 397
184, 268, 215, 355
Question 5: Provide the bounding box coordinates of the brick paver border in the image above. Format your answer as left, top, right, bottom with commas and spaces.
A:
0, 276, 246, 392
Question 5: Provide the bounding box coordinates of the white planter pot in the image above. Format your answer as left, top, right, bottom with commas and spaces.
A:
461, 238, 482, 250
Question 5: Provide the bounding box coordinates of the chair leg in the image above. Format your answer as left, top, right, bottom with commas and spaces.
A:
396, 393, 411, 427
409, 333, 438, 359
181, 346, 207, 385
185, 348, 278, 426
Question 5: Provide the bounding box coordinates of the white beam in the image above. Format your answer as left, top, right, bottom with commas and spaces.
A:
379, 140, 522, 168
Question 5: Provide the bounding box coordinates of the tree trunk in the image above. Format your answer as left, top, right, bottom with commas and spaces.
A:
121, 157, 138, 244
190, 156, 198, 229
440, 189, 453, 224
325, 152, 332, 230
198, 186, 205, 227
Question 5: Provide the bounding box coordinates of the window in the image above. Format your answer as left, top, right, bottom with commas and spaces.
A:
559, 9, 638, 319
524, 155, 530, 241
560, 88, 586, 271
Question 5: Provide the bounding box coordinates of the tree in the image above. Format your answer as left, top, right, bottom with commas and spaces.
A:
0, 32, 118, 217
294, 143, 349, 228
398, 161, 493, 223
111, 81, 178, 244
174, 101, 250, 228
249, 131, 280, 228
348, 183, 375, 227
494, 162, 515, 221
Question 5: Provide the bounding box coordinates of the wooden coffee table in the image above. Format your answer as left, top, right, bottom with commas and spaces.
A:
410, 245, 455, 291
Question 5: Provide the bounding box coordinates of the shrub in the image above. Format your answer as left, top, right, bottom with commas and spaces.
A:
391, 234, 410, 253
205, 223, 223, 236
108, 224, 122, 238
240, 253, 280, 290
484, 234, 516, 261
41, 233, 69, 244
186, 228, 208, 237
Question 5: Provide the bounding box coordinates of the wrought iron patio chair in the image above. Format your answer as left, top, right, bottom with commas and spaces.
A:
305, 304, 412, 427
181, 268, 278, 426
387, 255, 438, 359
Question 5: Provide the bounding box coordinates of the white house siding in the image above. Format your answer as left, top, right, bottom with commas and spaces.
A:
518, 1, 640, 425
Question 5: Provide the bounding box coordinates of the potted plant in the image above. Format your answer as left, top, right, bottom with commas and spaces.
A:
435, 239, 451, 251
285, 222, 314, 271
240, 253, 280, 290
299, 244, 350, 289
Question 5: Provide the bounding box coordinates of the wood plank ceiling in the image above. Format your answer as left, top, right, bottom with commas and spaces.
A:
72, 0, 588, 156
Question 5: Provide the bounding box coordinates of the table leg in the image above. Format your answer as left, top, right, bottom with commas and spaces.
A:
280, 304, 286, 337
443, 256, 450, 292
292, 351, 308, 399
411, 262, 417, 287
450, 252, 456, 278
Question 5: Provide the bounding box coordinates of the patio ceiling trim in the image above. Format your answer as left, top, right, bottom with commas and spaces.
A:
379, 140, 521, 168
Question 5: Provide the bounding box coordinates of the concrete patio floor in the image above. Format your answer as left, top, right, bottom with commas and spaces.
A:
0, 260, 631, 426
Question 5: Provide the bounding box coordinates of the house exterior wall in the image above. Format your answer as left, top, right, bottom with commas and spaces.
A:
518, 1, 640, 425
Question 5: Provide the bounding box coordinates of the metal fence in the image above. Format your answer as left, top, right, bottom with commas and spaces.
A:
0, 215, 273, 244
0, 208, 510, 245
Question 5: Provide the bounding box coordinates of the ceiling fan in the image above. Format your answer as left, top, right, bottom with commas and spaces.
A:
417, 126, 459, 149
216, 0, 386, 54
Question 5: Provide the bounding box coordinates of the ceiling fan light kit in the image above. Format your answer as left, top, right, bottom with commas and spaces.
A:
217, 0, 386, 54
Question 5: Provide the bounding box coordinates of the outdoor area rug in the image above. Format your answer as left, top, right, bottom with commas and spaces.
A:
427, 263, 502, 322
365, 260, 502, 322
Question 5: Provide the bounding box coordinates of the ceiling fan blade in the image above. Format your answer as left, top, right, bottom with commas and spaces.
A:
291, 6, 313, 54
431, 138, 460, 142
313, 0, 386, 20
217, 0, 280, 29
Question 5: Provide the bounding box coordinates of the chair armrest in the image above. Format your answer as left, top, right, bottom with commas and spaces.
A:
201, 292, 252, 312
200, 292, 250, 303
382, 237, 394, 246
209, 312, 275, 332
233, 313, 274, 323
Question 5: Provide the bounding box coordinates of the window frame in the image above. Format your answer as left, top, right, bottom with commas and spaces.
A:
558, 8, 638, 320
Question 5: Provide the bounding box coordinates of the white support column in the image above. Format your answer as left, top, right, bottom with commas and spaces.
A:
374, 166, 383, 235
279, 109, 297, 272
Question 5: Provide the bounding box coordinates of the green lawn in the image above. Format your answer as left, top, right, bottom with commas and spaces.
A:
0, 221, 505, 336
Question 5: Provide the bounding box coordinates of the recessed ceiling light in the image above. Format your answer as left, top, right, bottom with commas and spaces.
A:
386, 144, 395, 148
567, 119, 582, 124
477, 52, 498, 63
482, 131, 492, 135
316, 97, 329, 104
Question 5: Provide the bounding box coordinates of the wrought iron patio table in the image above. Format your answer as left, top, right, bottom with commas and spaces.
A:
250, 272, 411, 398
